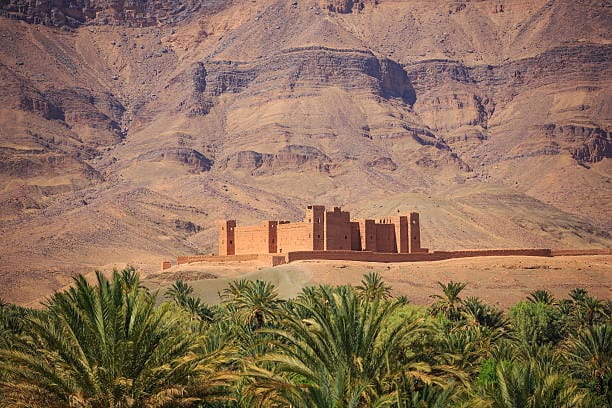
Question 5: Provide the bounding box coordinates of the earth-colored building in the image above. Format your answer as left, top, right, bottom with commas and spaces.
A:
219, 205, 427, 256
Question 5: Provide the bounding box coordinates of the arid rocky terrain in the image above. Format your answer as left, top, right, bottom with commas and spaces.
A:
0, 0, 610, 305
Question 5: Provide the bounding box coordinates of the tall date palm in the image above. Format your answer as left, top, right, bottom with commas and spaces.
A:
0, 268, 232, 407
430, 281, 467, 321
562, 324, 610, 398
247, 285, 447, 407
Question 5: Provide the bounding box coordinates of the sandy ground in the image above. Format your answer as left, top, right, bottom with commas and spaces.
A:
144, 255, 611, 308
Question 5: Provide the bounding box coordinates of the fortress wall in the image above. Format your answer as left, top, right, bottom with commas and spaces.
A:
277, 222, 314, 253
175, 249, 570, 268
178, 254, 260, 264
550, 249, 612, 256
432, 249, 552, 258
287, 250, 442, 263
177, 254, 287, 265
324, 208, 352, 250
234, 221, 277, 255
286, 248, 553, 263
375, 223, 397, 253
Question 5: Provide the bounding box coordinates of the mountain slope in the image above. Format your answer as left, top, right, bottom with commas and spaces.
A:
0, 0, 610, 304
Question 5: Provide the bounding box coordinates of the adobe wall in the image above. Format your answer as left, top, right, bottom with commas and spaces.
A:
375, 223, 397, 253
286, 248, 553, 263
324, 207, 352, 250
178, 254, 260, 264
234, 221, 277, 255
287, 250, 442, 263
550, 249, 612, 256
277, 222, 314, 253
431, 249, 552, 258
176, 249, 563, 268
177, 254, 287, 266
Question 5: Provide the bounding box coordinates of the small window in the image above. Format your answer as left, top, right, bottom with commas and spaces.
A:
412, 220, 416, 224
344, 235, 348, 239
222, 226, 224, 230
317, 218, 320, 223
309, 218, 311, 222
309, 234, 311, 238
413, 236, 417, 240
272, 239, 275, 243
317, 234, 321, 238
229, 240, 233, 244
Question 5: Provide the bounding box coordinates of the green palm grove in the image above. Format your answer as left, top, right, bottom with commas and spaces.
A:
0, 268, 610, 407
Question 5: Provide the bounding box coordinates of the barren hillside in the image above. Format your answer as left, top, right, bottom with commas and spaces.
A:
0, 0, 610, 304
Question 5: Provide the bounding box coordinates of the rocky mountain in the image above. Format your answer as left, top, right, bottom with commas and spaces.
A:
0, 0, 610, 304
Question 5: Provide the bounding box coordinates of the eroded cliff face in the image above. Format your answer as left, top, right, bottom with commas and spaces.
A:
184, 47, 416, 115
0, 0, 231, 27
0, 0, 610, 305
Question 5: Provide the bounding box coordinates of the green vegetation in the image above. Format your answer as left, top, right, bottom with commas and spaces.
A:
0, 270, 610, 407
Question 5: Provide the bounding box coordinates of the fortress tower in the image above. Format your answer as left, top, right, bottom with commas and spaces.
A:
408, 212, 422, 253
305, 205, 325, 250
219, 220, 236, 256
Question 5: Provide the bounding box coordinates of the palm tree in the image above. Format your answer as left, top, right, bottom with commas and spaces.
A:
568, 288, 589, 303
224, 280, 282, 329
165, 279, 194, 303
182, 295, 216, 323
430, 281, 467, 321
405, 382, 459, 408
508, 301, 563, 346
355, 272, 393, 301
578, 296, 607, 327
561, 324, 610, 398
0, 300, 29, 348
527, 290, 554, 305
396, 295, 410, 305
0, 268, 233, 407
246, 285, 455, 407
462, 297, 509, 334
469, 360, 584, 407
221, 279, 251, 301
442, 327, 488, 376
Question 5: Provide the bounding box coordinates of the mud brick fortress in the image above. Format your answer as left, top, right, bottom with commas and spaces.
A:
169, 205, 609, 269
219, 205, 427, 256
